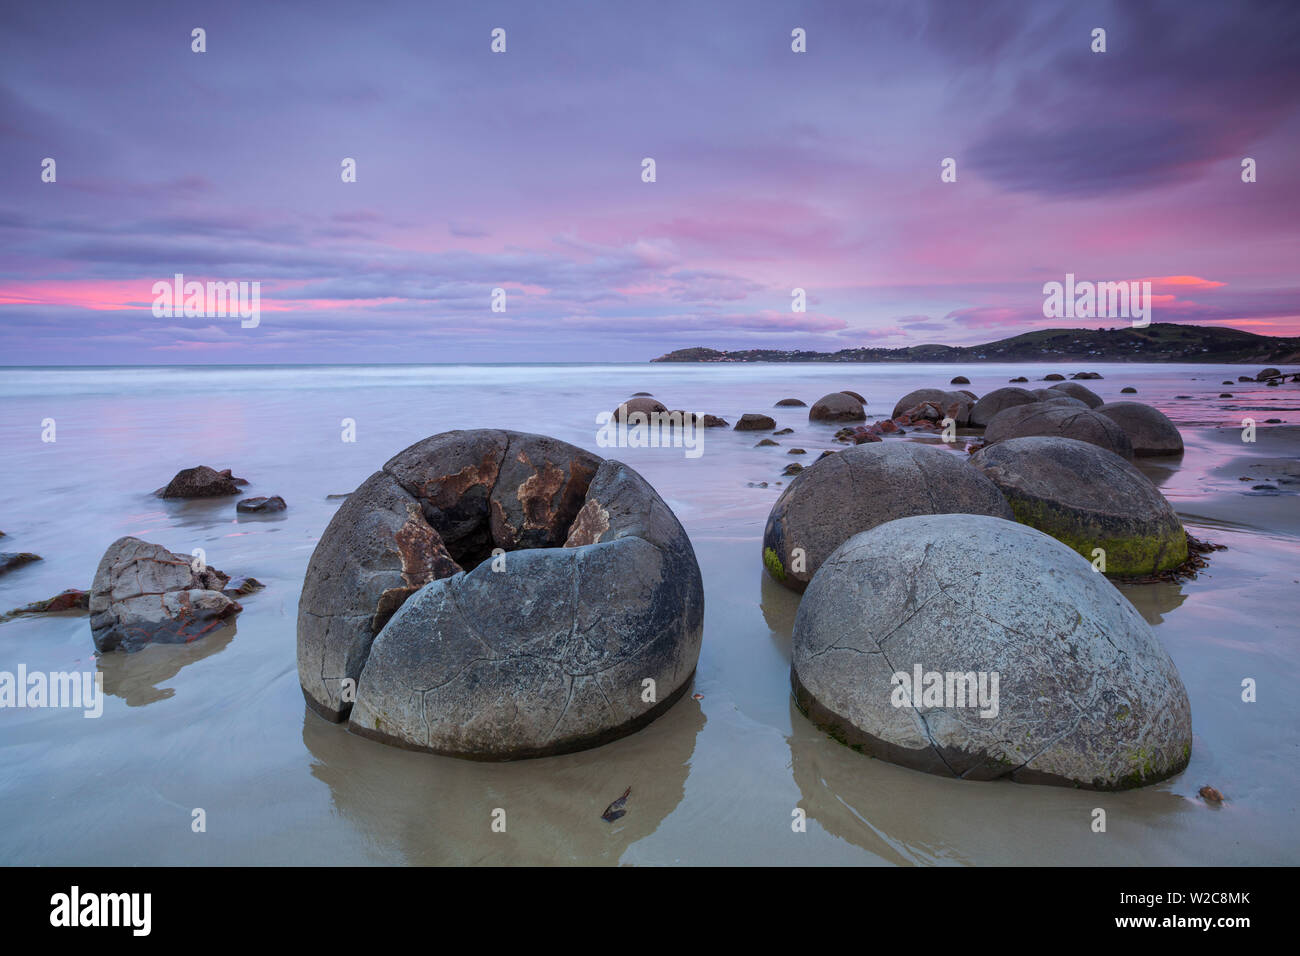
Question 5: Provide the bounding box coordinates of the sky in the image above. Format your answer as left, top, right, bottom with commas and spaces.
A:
1, 0, 1298, 364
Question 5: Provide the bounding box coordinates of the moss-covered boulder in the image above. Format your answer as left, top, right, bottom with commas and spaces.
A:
969, 436, 1186, 576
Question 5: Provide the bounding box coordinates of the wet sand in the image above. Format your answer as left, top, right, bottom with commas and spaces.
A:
0, 362, 1297, 865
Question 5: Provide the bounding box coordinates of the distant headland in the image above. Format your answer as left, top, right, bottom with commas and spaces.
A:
651, 323, 1300, 364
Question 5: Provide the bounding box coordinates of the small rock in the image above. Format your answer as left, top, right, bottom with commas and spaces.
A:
702, 415, 729, 427
788, 448, 806, 455
775, 398, 806, 407
756, 439, 778, 447
1220, 393, 1233, 398
1121, 386, 1137, 394
5, 589, 90, 616
1043, 373, 1065, 381
735, 413, 777, 431
237, 495, 287, 513
156, 465, 245, 499
774, 427, 794, 436
222, 576, 266, 597
1009, 376, 1029, 383
1198, 785, 1224, 805
0, 552, 42, 577
950, 376, 970, 385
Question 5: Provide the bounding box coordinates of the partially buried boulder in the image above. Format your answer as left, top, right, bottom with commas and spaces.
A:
984, 403, 1133, 459
297, 429, 704, 760
790, 513, 1192, 789
1030, 389, 1088, 407
808, 392, 866, 423
969, 436, 1186, 575
1048, 381, 1103, 408
1257, 368, 1281, 381
970, 387, 1037, 428
156, 466, 246, 499
762, 441, 1012, 592
612, 397, 667, 422
89, 537, 241, 652
1094, 402, 1184, 457
775, 398, 806, 407
0, 552, 42, 577
734, 413, 776, 431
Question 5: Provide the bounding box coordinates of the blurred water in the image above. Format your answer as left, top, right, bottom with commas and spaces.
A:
0, 362, 1296, 864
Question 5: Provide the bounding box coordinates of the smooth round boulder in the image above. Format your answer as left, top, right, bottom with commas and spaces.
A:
611, 396, 667, 422
1043, 373, 1065, 381
1121, 386, 1137, 394
809, 392, 866, 423
775, 398, 807, 407
970, 386, 1036, 427
1257, 367, 1281, 381
1048, 381, 1103, 408
841, 390, 867, 403
1030, 388, 1088, 407
950, 375, 970, 385
761, 442, 1012, 592
296, 429, 704, 760
1094, 401, 1184, 457
985, 403, 1134, 459
969, 436, 1186, 575
791, 514, 1192, 789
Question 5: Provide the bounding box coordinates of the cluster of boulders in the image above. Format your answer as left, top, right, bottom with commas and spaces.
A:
764, 377, 1205, 788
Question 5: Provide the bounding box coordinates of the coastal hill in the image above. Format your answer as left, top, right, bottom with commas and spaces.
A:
651, 323, 1300, 364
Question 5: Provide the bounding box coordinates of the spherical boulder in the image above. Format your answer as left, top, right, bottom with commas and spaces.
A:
296, 429, 704, 759
841, 390, 867, 404
761, 442, 1012, 592
970, 386, 1037, 427
985, 403, 1133, 459
775, 398, 806, 407
1043, 373, 1066, 381
1094, 401, 1184, 457
809, 392, 866, 423
950, 375, 970, 385
1257, 367, 1281, 381
1048, 381, 1103, 408
969, 436, 1186, 575
790, 513, 1192, 789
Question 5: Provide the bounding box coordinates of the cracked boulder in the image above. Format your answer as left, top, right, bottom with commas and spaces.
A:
762, 442, 1013, 593
969, 436, 1187, 576
297, 429, 704, 759
985, 403, 1133, 459
791, 513, 1192, 789
89, 537, 241, 652
891, 388, 973, 426
1094, 401, 1184, 457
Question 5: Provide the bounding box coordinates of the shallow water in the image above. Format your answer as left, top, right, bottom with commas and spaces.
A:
0, 362, 1297, 865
